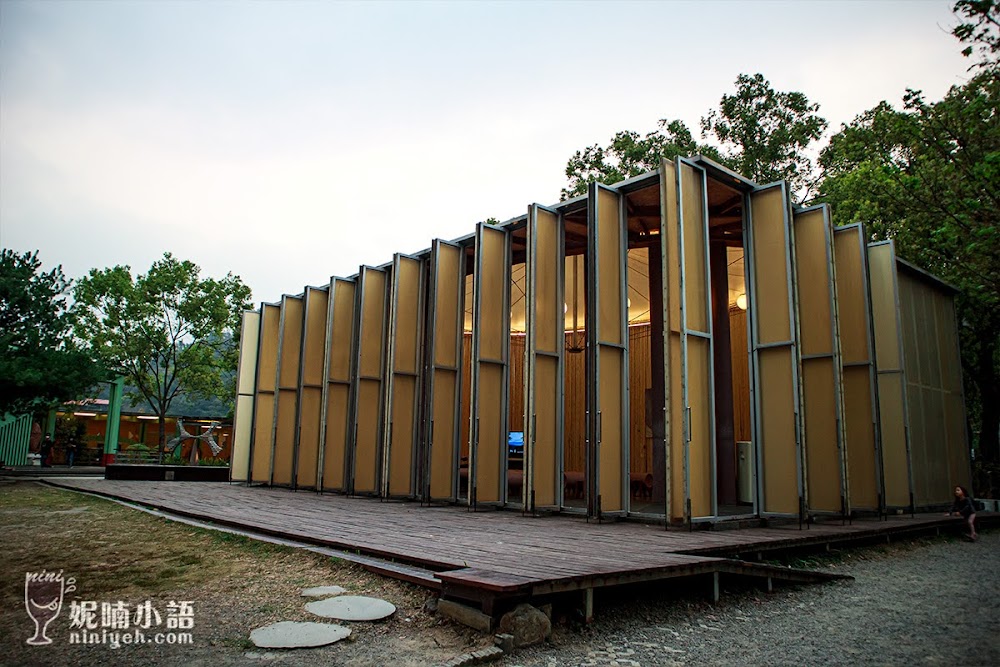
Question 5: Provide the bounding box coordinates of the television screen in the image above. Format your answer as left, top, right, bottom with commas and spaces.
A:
507, 431, 524, 451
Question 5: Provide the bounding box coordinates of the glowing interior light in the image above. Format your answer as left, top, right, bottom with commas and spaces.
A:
736, 293, 747, 310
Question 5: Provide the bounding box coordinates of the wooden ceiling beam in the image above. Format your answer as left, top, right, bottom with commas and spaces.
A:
709, 193, 744, 218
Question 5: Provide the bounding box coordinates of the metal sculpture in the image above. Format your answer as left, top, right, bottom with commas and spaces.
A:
165, 419, 223, 464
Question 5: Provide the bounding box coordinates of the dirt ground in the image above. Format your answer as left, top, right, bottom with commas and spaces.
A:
502, 529, 1000, 666
0, 480, 489, 667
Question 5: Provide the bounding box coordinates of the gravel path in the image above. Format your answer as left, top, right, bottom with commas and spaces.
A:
503, 530, 1000, 667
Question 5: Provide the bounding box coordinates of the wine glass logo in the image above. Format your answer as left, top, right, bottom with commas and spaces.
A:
24, 570, 76, 646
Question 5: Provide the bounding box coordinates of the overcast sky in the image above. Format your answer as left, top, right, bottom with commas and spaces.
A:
0, 0, 971, 305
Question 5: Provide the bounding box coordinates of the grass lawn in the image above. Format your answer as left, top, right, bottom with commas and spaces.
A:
0, 480, 486, 666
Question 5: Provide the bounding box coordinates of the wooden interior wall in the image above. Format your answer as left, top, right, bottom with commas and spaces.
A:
461, 333, 472, 463
564, 346, 587, 475
628, 326, 652, 475
510, 336, 525, 430
461, 274, 474, 465
729, 308, 752, 443
509, 263, 527, 455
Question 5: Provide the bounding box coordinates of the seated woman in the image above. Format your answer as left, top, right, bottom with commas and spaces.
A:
948, 485, 978, 541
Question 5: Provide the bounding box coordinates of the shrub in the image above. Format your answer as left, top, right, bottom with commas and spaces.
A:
197, 457, 229, 467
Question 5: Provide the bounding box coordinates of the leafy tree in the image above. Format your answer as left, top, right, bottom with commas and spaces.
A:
54, 413, 86, 455
562, 74, 827, 202
0, 250, 105, 414
818, 32, 999, 464
953, 0, 1000, 68
74, 253, 252, 460
701, 73, 828, 200
562, 120, 721, 199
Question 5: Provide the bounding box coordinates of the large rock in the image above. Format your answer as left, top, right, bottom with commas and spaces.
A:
305, 595, 396, 621
497, 603, 551, 648
249, 621, 351, 648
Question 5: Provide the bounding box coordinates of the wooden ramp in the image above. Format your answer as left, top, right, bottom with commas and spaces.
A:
41, 479, 985, 622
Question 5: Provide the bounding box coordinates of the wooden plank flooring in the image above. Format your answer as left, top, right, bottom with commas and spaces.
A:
43, 479, 982, 611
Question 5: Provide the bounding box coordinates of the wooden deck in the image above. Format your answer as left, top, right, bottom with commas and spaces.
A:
42, 479, 989, 619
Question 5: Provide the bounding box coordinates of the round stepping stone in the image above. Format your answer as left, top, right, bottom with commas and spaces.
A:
249, 621, 351, 649
305, 595, 396, 621
301, 585, 347, 598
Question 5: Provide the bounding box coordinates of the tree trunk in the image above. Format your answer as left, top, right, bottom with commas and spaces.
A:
157, 413, 167, 464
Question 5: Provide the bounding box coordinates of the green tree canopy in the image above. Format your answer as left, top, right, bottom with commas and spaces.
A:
953, 0, 1000, 68
562, 73, 827, 202
818, 19, 1000, 463
74, 253, 252, 456
701, 73, 827, 199
0, 250, 106, 414
562, 120, 721, 199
